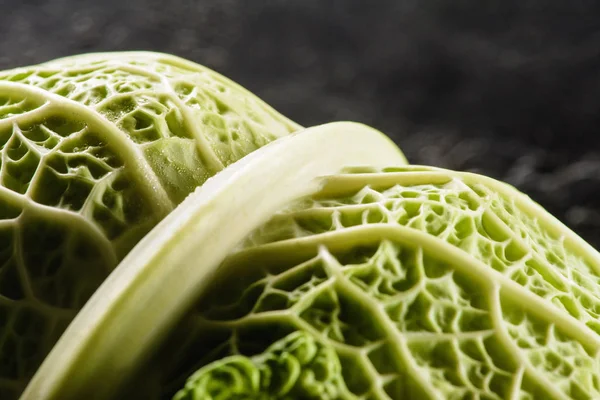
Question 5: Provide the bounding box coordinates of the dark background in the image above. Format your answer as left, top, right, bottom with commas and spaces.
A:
2, 0, 600, 246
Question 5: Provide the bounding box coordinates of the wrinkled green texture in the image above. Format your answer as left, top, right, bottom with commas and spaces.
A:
3, 51, 598, 400
0, 52, 298, 398
173, 331, 353, 400
157, 165, 600, 400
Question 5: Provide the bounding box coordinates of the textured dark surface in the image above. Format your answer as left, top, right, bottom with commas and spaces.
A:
2, 0, 600, 246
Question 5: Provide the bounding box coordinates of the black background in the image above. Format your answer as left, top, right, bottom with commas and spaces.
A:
2, 0, 600, 246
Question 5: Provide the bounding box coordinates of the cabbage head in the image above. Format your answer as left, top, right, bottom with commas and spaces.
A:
4, 52, 599, 400
0, 52, 299, 399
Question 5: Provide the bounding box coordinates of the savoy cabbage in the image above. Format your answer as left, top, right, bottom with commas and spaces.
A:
1, 52, 597, 400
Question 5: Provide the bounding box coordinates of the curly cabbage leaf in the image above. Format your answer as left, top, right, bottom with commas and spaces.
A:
173, 331, 354, 400
164, 165, 600, 400
10, 52, 599, 400
0, 52, 300, 399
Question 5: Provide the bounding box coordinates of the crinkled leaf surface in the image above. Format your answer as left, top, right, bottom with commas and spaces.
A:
7, 52, 598, 400
0, 51, 299, 398
173, 331, 354, 400
156, 165, 600, 400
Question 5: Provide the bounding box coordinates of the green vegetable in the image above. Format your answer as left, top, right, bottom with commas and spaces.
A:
0, 52, 299, 399
180, 164, 600, 400
24, 117, 600, 399
160, 165, 600, 400
6, 51, 600, 400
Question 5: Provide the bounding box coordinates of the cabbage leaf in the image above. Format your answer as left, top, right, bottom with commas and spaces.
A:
172, 165, 600, 400
0, 52, 299, 399
4, 51, 598, 400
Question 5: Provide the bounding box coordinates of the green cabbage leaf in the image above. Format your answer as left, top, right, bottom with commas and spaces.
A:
0, 52, 299, 399
3, 51, 598, 400
173, 164, 600, 400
